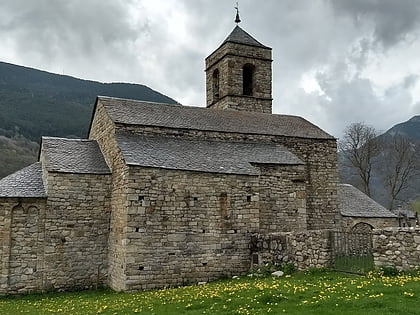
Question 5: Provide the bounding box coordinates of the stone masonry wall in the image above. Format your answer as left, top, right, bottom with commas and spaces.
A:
258, 164, 307, 233
0, 198, 46, 294
124, 167, 257, 290
251, 230, 332, 270
209, 95, 272, 114
43, 172, 111, 291
373, 228, 420, 270
89, 101, 131, 291
0, 171, 111, 295
118, 124, 338, 231
121, 165, 308, 290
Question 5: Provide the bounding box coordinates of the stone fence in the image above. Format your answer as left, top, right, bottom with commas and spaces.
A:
373, 227, 420, 270
252, 228, 420, 271
250, 230, 332, 270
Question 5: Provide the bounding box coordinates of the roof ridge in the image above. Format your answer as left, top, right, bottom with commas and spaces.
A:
42, 136, 93, 142
100, 97, 334, 140
97, 95, 182, 107
101, 96, 312, 120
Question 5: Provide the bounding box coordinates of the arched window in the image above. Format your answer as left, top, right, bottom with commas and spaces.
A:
242, 64, 255, 96
212, 69, 220, 100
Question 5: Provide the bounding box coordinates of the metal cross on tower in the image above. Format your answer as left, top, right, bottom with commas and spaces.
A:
235, 2, 241, 24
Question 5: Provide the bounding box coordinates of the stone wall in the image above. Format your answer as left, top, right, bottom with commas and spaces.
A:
0, 198, 46, 294
209, 95, 272, 114
251, 230, 332, 270
258, 164, 307, 233
124, 167, 257, 290
43, 172, 111, 291
119, 164, 310, 290
373, 228, 420, 270
89, 100, 131, 291
0, 171, 111, 295
118, 124, 338, 231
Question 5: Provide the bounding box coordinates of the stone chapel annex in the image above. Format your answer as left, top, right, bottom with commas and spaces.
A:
0, 24, 338, 294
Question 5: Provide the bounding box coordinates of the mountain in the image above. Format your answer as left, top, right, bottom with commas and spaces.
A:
0, 61, 178, 178
339, 116, 420, 208
0, 61, 177, 141
384, 115, 420, 141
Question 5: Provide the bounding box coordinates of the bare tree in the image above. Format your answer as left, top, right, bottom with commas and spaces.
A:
339, 122, 381, 197
384, 135, 419, 210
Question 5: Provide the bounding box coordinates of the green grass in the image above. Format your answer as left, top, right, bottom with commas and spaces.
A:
333, 255, 374, 274
0, 270, 419, 314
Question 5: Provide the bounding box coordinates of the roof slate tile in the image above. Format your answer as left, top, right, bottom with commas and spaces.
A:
338, 184, 397, 218
99, 97, 334, 140
0, 162, 46, 198
42, 137, 111, 174
222, 25, 269, 48
116, 132, 304, 175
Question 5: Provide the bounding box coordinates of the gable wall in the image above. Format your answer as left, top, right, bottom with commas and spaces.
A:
117, 124, 338, 231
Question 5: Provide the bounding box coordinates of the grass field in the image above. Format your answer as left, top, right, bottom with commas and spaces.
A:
0, 269, 419, 314
333, 255, 375, 274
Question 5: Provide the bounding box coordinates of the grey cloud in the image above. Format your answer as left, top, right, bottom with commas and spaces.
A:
402, 74, 419, 89
330, 0, 420, 47
0, 0, 418, 137
0, 0, 146, 68
304, 64, 417, 137
412, 101, 420, 113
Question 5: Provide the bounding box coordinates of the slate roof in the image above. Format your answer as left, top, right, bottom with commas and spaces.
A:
116, 132, 304, 175
98, 97, 334, 140
0, 162, 46, 198
42, 137, 111, 174
338, 184, 397, 218
222, 25, 269, 49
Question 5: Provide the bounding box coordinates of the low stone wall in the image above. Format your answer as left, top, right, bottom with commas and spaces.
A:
251, 230, 332, 270
373, 227, 420, 270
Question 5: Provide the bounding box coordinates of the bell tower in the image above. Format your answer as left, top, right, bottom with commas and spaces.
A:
205, 12, 272, 114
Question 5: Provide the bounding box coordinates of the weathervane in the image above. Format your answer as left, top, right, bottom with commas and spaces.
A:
235, 2, 241, 24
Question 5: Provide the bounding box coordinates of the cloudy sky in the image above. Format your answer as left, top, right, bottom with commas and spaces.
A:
1, 0, 420, 138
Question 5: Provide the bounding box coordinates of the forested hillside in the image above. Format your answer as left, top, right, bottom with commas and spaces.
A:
0, 61, 177, 178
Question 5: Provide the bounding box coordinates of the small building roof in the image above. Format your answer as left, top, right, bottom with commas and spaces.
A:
116, 132, 304, 175
0, 162, 46, 198
97, 96, 334, 140
222, 25, 269, 49
41, 137, 111, 174
338, 184, 397, 218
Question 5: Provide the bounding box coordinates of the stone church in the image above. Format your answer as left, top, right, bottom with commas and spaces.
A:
0, 24, 338, 293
